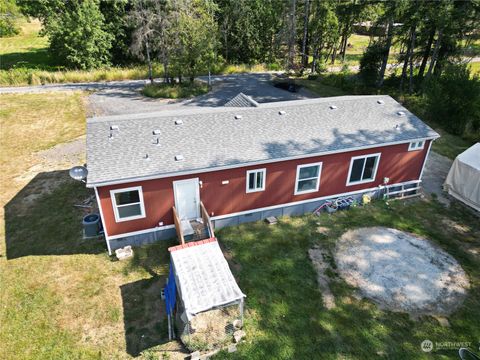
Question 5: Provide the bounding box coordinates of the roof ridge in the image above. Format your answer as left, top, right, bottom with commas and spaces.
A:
87, 95, 392, 123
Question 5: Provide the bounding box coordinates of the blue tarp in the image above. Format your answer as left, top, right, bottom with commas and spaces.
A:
164, 263, 176, 315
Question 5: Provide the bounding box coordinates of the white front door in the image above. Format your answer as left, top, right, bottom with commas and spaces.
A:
173, 178, 200, 220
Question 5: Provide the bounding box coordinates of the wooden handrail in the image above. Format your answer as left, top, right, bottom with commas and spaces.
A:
172, 206, 185, 245
200, 201, 214, 238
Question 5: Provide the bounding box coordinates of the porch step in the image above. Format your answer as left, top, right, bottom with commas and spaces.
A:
185, 220, 210, 242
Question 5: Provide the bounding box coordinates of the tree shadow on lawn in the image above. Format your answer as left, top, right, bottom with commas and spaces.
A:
4, 170, 106, 259
216, 204, 480, 359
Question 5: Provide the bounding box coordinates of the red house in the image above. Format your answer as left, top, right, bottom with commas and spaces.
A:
86, 95, 439, 253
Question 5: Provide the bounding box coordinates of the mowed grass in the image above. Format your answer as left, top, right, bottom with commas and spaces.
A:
0, 93, 183, 359
215, 199, 480, 359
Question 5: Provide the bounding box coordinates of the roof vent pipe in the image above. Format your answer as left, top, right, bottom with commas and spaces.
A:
175, 154, 185, 161
234, 115, 242, 120
175, 120, 183, 125
377, 100, 384, 104
110, 125, 119, 131
279, 110, 286, 115
153, 129, 161, 135
397, 111, 405, 116
329, 105, 337, 110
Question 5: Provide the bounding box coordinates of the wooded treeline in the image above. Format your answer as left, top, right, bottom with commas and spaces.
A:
15, 1, 478, 77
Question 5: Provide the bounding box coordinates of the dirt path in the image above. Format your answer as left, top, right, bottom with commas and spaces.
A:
422, 151, 453, 205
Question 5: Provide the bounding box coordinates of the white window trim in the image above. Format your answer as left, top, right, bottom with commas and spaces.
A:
246, 168, 266, 193
110, 186, 146, 222
408, 140, 425, 151
294, 162, 323, 195
346, 153, 381, 186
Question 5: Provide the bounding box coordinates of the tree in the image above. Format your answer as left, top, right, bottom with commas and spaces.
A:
0, 0, 21, 37
128, 0, 175, 83
46, 0, 113, 69
359, 41, 384, 87
309, 0, 339, 73
174, 0, 218, 82
425, 64, 480, 135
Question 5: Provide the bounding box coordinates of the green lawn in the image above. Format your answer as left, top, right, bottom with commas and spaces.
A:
215, 200, 480, 359
0, 18, 51, 70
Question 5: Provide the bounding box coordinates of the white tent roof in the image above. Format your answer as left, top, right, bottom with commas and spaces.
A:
170, 239, 246, 320
444, 143, 480, 211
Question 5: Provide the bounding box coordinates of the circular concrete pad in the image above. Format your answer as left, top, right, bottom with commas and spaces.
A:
335, 227, 469, 315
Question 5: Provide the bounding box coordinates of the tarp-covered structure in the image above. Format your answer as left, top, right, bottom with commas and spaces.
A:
444, 143, 480, 211
167, 238, 245, 349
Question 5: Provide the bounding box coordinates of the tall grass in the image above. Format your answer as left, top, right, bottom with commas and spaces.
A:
0, 65, 164, 86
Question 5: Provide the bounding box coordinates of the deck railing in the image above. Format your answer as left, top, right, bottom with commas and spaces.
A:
172, 206, 185, 245
200, 201, 215, 238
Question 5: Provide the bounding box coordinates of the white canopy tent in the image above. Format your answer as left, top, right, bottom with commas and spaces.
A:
444, 143, 480, 211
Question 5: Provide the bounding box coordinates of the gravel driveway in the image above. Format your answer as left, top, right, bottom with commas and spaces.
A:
88, 73, 317, 116
0, 73, 317, 116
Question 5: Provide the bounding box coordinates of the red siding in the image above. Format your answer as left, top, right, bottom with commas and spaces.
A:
97, 141, 430, 236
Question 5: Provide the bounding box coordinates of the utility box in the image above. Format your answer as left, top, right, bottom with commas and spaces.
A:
83, 213, 100, 238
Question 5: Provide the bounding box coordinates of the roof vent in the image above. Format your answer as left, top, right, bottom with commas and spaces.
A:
175, 120, 183, 125
397, 111, 405, 116
144, 153, 150, 160
175, 154, 184, 161
279, 110, 286, 115
329, 105, 337, 110
110, 125, 119, 131
377, 100, 384, 104
395, 124, 401, 130
234, 115, 242, 120
152, 137, 160, 146
152, 129, 161, 135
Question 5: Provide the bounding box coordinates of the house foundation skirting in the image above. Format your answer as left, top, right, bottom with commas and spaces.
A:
107, 227, 176, 253
106, 181, 419, 254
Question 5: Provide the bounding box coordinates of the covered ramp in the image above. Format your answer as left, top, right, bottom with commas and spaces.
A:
444, 143, 480, 211
165, 238, 246, 350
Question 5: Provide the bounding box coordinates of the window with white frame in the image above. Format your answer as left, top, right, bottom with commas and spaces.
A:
408, 140, 425, 151
347, 153, 380, 185
246, 168, 266, 193
295, 162, 322, 195
110, 186, 146, 222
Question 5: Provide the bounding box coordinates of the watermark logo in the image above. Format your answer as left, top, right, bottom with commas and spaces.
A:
421, 340, 433, 353
421, 339, 474, 353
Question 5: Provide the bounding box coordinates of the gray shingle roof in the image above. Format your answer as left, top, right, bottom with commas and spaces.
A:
86, 95, 439, 186
224, 92, 259, 107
